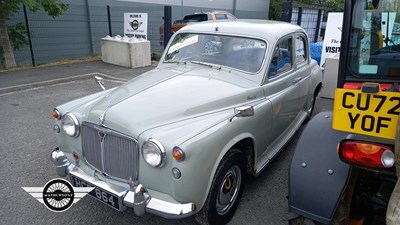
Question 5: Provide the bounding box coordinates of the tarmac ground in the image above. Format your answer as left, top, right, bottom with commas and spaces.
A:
0, 60, 157, 95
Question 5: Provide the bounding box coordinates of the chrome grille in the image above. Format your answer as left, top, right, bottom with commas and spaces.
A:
81, 122, 139, 180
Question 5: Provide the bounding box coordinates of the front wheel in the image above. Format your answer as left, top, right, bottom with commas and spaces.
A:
196, 149, 246, 225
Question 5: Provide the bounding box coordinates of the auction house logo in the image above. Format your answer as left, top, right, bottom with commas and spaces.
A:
22, 178, 93, 212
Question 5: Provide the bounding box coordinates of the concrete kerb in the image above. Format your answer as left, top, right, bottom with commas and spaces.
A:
0, 72, 128, 95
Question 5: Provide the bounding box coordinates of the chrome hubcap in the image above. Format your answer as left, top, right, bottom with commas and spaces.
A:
216, 165, 241, 215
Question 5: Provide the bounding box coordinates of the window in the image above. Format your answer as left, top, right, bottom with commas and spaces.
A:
183, 14, 208, 22
226, 14, 236, 19
295, 36, 307, 64
268, 38, 293, 77
215, 14, 227, 20
165, 33, 266, 74
348, 0, 400, 78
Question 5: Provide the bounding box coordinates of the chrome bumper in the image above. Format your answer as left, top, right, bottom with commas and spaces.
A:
50, 147, 196, 219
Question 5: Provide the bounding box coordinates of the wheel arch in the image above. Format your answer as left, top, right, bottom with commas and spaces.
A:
198, 133, 256, 210
231, 137, 256, 174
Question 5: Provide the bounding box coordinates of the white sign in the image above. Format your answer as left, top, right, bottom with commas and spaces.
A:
320, 12, 343, 69
124, 13, 148, 39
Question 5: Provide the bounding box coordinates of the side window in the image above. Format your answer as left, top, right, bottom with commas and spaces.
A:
226, 14, 236, 19
295, 36, 307, 64
268, 38, 293, 78
215, 14, 227, 20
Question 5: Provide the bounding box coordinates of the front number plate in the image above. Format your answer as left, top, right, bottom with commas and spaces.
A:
71, 176, 121, 211
332, 88, 400, 139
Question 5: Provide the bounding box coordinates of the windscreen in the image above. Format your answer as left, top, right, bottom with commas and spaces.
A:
349, 0, 400, 79
164, 33, 267, 73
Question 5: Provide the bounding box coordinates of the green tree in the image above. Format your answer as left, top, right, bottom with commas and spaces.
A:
269, 0, 344, 21
0, 0, 68, 69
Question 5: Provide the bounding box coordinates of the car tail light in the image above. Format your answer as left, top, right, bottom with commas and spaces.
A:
338, 140, 395, 169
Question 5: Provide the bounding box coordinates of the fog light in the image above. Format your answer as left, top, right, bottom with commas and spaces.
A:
381, 150, 395, 168
172, 167, 181, 179
53, 124, 60, 133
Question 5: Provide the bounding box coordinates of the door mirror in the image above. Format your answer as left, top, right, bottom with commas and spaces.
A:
230, 106, 254, 122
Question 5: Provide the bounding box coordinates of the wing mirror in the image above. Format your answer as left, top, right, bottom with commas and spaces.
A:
94, 75, 106, 90
229, 106, 254, 122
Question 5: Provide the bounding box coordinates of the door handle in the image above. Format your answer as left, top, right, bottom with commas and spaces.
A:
292, 77, 302, 83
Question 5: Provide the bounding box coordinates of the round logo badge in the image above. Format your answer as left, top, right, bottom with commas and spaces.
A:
42, 179, 74, 212
130, 20, 139, 30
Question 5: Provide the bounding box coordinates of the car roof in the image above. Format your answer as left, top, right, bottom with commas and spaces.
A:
178, 19, 306, 43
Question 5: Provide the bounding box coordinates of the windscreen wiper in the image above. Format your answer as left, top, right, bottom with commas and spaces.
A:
190, 60, 222, 70
163, 60, 187, 64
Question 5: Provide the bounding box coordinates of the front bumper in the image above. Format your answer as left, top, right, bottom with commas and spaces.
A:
50, 147, 196, 219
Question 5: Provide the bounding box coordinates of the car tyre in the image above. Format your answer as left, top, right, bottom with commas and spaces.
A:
196, 149, 246, 225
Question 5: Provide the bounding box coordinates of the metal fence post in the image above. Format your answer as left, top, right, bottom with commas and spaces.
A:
297, 7, 302, 26
107, 5, 112, 37
314, 9, 322, 42
86, 0, 94, 54
23, 5, 35, 67
163, 6, 172, 49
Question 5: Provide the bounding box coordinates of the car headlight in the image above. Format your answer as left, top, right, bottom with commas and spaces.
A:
142, 139, 166, 168
61, 113, 80, 137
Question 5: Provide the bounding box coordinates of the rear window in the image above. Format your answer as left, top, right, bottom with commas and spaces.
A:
183, 14, 208, 22
348, 0, 400, 79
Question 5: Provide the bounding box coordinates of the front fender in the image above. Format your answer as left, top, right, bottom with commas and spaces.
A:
289, 111, 351, 224
138, 105, 265, 212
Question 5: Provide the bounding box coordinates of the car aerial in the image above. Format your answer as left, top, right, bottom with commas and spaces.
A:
50, 20, 322, 225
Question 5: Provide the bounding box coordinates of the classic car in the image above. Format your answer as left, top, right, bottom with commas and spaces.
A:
50, 20, 322, 225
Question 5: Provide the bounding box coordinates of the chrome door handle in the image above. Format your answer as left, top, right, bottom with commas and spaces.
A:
292, 77, 302, 83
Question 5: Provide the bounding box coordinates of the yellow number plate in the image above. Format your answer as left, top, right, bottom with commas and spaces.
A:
332, 88, 400, 139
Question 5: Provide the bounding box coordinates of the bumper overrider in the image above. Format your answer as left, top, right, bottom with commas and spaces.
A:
50, 147, 196, 218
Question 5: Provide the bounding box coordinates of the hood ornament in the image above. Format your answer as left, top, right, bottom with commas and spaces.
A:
99, 108, 109, 125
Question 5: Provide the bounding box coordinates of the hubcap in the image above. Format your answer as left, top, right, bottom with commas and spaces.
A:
216, 165, 242, 215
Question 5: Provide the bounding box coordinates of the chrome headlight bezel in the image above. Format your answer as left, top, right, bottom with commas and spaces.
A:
142, 138, 166, 168
61, 113, 80, 137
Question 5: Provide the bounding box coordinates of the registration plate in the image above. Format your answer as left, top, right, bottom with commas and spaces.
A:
332, 87, 400, 139
71, 176, 121, 211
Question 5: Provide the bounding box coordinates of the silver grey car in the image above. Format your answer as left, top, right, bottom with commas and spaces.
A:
50, 20, 322, 225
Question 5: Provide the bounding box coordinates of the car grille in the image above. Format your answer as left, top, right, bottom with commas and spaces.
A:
81, 122, 139, 181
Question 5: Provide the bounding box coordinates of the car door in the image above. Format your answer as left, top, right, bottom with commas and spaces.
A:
294, 33, 314, 113
261, 36, 301, 154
